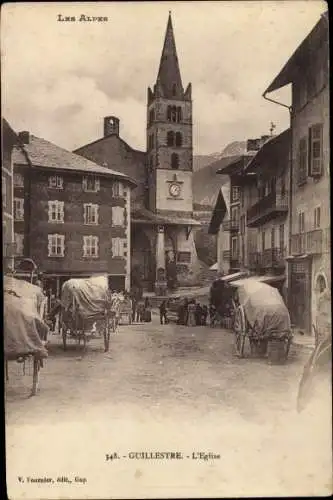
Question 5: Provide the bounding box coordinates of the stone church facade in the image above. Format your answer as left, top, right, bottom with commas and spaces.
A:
74, 14, 201, 293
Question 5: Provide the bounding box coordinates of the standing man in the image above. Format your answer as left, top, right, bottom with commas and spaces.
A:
159, 300, 168, 325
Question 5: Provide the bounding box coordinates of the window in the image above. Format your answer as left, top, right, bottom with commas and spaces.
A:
167, 131, 174, 147
314, 206, 321, 228
14, 233, 24, 256
298, 137, 307, 185
232, 186, 240, 202
175, 132, 182, 147
167, 106, 182, 123
112, 237, 124, 257
48, 201, 64, 223
48, 234, 65, 257
2, 174, 6, 208
14, 172, 24, 187
84, 203, 98, 225
177, 107, 182, 123
308, 124, 323, 177
83, 176, 100, 192
271, 227, 275, 249
149, 108, 155, 125
280, 178, 286, 197
112, 206, 125, 226
171, 153, 179, 169
298, 211, 305, 233
112, 181, 124, 197
240, 215, 246, 235
14, 198, 24, 220
49, 175, 63, 189
231, 205, 240, 222
231, 236, 239, 258
177, 251, 191, 263
83, 236, 99, 258
279, 224, 285, 252
261, 230, 265, 252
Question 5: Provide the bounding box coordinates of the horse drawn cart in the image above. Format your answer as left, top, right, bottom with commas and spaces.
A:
231, 278, 293, 363
60, 276, 118, 352
4, 276, 48, 396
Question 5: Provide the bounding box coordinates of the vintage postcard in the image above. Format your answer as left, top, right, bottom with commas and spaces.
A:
2, 1, 331, 498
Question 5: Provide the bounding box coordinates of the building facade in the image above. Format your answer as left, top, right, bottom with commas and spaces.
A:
74, 14, 200, 293
12, 132, 135, 296
2, 119, 18, 271
264, 12, 330, 334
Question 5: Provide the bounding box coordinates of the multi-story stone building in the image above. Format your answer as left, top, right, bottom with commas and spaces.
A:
74, 14, 200, 293
2, 118, 18, 271
12, 131, 136, 296
264, 12, 330, 334
245, 129, 291, 299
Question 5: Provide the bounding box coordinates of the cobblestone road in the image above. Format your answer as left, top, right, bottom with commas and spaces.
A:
5, 315, 332, 498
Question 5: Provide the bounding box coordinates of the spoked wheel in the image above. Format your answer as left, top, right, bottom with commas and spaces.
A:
234, 306, 246, 358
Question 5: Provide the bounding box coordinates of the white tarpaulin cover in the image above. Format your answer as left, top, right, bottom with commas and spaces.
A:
4, 276, 47, 318
234, 280, 290, 338
61, 275, 109, 319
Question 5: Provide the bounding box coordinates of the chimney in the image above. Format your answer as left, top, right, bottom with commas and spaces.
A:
104, 116, 119, 137
18, 131, 30, 144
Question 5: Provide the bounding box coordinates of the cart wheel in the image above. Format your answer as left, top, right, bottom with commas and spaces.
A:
234, 306, 246, 358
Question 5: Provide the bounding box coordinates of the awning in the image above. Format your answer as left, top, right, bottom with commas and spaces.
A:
219, 271, 249, 283
131, 207, 201, 226
230, 274, 285, 287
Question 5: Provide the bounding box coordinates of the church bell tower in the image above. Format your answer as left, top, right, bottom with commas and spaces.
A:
146, 12, 193, 216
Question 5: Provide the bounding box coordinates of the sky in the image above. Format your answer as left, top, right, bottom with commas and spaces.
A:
2, 1, 327, 155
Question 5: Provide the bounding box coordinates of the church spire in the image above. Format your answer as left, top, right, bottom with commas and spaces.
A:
155, 12, 184, 99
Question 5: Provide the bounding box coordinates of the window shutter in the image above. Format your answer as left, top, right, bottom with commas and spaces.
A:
95, 205, 99, 224
95, 179, 100, 192
83, 177, 87, 191
48, 235, 52, 256
60, 235, 65, 256
309, 124, 323, 177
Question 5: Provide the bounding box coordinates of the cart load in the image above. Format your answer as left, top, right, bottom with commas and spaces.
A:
61, 275, 109, 319
60, 275, 113, 351
231, 279, 292, 361
4, 289, 48, 396
4, 275, 47, 321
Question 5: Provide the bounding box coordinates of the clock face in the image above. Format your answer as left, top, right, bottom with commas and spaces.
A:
169, 183, 181, 197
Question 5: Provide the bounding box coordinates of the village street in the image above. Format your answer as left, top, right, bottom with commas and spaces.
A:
5, 314, 331, 498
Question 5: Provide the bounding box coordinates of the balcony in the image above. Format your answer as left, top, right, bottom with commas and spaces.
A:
222, 219, 240, 232
247, 191, 288, 227
249, 248, 286, 271
291, 229, 323, 255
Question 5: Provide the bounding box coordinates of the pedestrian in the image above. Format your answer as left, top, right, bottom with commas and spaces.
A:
159, 300, 168, 325
195, 302, 202, 326
209, 304, 216, 327
131, 294, 137, 322
183, 297, 189, 326
136, 300, 145, 322
144, 297, 152, 323
177, 301, 185, 325
202, 305, 208, 326
187, 300, 196, 327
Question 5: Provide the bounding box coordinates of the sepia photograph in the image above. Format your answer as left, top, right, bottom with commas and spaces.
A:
2, 1, 331, 498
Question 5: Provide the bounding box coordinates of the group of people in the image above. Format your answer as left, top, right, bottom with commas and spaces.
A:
131, 296, 152, 323
159, 298, 209, 326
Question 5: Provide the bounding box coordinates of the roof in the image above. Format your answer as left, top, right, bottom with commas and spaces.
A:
264, 13, 328, 94
131, 207, 201, 226
230, 274, 285, 287
73, 132, 145, 158
12, 134, 137, 186
216, 153, 256, 175
245, 129, 291, 173
208, 184, 230, 234
155, 13, 184, 99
